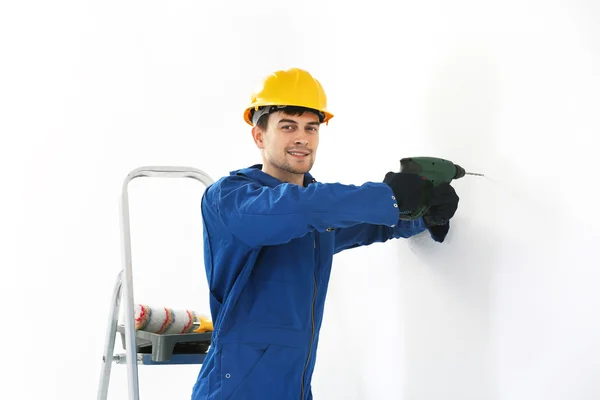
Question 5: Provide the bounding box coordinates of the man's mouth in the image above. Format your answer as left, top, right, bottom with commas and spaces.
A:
287, 150, 310, 157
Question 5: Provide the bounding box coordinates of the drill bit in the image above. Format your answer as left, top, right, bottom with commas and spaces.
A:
453, 163, 484, 179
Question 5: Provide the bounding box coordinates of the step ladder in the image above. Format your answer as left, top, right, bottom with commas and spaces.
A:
97, 166, 215, 400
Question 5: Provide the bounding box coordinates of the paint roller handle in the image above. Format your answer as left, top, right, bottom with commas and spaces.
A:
193, 316, 214, 333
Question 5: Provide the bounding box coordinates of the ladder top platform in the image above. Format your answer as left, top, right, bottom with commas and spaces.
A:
116, 324, 212, 365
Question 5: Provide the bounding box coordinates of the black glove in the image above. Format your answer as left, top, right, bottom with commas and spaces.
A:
383, 172, 431, 215
422, 183, 459, 242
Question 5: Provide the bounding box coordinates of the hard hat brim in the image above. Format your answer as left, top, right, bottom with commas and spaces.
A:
243, 105, 334, 126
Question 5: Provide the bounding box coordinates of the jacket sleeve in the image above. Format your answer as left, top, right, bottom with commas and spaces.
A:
332, 218, 428, 254
206, 175, 401, 248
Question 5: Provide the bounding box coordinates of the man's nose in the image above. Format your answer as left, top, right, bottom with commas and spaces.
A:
294, 138, 308, 146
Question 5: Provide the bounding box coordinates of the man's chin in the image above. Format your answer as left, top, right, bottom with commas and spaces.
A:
287, 165, 312, 175
269, 157, 315, 175
288, 168, 310, 175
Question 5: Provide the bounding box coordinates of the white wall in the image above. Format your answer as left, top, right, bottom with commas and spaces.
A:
3, 1, 600, 399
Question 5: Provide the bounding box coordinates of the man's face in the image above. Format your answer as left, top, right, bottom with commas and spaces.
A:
252, 110, 320, 176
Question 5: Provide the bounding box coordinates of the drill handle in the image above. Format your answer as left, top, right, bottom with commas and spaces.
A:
397, 157, 435, 220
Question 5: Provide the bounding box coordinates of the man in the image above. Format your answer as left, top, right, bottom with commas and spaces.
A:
191, 68, 459, 399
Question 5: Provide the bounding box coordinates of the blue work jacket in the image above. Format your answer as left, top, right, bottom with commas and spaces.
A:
191, 164, 427, 399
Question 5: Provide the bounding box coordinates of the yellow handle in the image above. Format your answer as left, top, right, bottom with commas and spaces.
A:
193, 316, 214, 333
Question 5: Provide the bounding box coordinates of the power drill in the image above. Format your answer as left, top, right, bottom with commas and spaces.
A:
397, 156, 483, 220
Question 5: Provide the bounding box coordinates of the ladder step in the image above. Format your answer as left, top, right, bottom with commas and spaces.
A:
139, 353, 207, 365
112, 352, 207, 365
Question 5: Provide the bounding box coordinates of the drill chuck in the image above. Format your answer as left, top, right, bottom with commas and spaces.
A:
453, 164, 466, 179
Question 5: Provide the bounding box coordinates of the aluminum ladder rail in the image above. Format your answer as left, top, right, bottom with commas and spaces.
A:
97, 166, 215, 400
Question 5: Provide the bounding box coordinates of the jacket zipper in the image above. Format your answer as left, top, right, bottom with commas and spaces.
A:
301, 234, 318, 399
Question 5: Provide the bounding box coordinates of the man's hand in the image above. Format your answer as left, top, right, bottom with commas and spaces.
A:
383, 172, 459, 242
383, 172, 431, 214
422, 183, 459, 242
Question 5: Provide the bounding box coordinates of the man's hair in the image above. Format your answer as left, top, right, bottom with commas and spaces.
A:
254, 106, 323, 131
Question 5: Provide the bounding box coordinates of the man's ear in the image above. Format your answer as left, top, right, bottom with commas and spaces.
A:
251, 126, 266, 149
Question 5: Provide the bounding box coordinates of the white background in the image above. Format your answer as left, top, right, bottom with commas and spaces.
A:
2, 1, 600, 399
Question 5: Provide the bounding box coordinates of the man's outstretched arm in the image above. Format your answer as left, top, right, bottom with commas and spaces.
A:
204, 173, 428, 249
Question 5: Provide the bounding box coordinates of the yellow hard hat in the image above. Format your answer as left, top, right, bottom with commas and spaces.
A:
243, 67, 334, 126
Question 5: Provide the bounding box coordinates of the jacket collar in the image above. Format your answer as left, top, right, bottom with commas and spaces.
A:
232, 164, 316, 188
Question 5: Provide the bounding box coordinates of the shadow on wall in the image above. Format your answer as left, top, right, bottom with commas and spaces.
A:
397, 38, 502, 400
